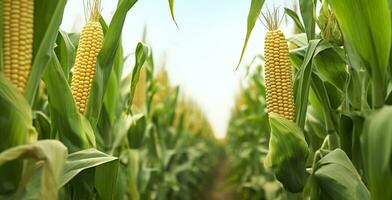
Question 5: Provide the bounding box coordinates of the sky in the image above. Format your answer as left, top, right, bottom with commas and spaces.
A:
61, 0, 295, 138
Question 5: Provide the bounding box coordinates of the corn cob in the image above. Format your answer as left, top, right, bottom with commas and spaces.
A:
70, 0, 103, 114
3, 0, 34, 93
263, 10, 295, 121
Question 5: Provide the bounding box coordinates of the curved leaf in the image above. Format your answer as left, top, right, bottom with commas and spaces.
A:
128, 42, 150, 107
43, 52, 91, 152
295, 39, 321, 129
0, 140, 67, 200
284, 8, 305, 33
312, 149, 370, 200
327, 0, 391, 107
237, 0, 265, 68
264, 113, 309, 192
0, 74, 33, 194
60, 148, 118, 188
168, 0, 178, 27
362, 106, 392, 200
55, 30, 76, 81
299, 0, 316, 40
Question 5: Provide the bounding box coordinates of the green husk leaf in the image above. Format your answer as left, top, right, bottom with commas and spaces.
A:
264, 113, 309, 192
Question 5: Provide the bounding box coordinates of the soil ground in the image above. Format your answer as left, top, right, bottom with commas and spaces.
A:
206, 159, 237, 200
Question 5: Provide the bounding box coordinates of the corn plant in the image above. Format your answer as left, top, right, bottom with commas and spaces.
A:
236, 0, 392, 199
0, 0, 218, 199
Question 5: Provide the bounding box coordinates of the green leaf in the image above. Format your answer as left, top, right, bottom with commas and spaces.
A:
313, 46, 348, 91
128, 42, 150, 107
284, 8, 305, 33
0, 140, 67, 200
85, 0, 138, 126
128, 115, 147, 149
55, 30, 76, 81
237, 0, 265, 68
299, 0, 316, 40
0, 74, 33, 148
295, 39, 321, 129
26, 0, 67, 104
33, 111, 52, 140
102, 36, 124, 125
327, 0, 391, 108
43, 53, 90, 152
362, 106, 392, 200
60, 148, 118, 188
264, 113, 309, 193
310, 73, 339, 138
168, 0, 178, 27
95, 159, 119, 200
287, 33, 308, 48
111, 114, 144, 153
311, 149, 370, 200
0, 74, 34, 194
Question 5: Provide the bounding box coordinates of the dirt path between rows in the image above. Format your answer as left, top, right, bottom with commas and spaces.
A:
206, 159, 237, 200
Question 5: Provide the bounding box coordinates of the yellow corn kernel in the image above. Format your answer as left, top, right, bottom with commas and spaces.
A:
70, 15, 103, 114
264, 30, 295, 121
3, 0, 34, 93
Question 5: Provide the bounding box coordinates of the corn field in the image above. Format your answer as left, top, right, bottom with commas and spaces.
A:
0, 0, 391, 199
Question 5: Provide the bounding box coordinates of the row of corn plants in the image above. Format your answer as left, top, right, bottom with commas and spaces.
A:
0, 0, 218, 199
231, 0, 392, 199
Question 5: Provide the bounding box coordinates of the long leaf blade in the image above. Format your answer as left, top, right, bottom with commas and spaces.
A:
237, 0, 265, 68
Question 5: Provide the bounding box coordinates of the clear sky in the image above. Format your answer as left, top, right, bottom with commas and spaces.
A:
61, 0, 295, 138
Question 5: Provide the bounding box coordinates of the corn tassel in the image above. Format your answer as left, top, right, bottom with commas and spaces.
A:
70, 1, 103, 114
3, 0, 34, 93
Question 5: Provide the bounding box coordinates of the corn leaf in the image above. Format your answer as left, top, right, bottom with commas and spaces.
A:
311, 149, 370, 199
327, 0, 391, 108
26, 0, 67, 104
294, 39, 320, 129
55, 30, 76, 81
95, 158, 119, 200
33, 111, 52, 140
102, 37, 124, 124
59, 148, 118, 188
264, 113, 308, 193
128, 115, 147, 149
168, 0, 178, 27
128, 42, 150, 108
310, 74, 340, 146
284, 8, 305, 33
299, 0, 316, 40
237, 0, 265, 68
0, 74, 33, 194
0, 140, 67, 200
313, 46, 347, 92
362, 106, 392, 200
43, 53, 91, 152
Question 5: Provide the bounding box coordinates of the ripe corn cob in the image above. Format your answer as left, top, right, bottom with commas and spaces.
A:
70, 1, 103, 114
264, 29, 295, 121
3, 0, 34, 93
